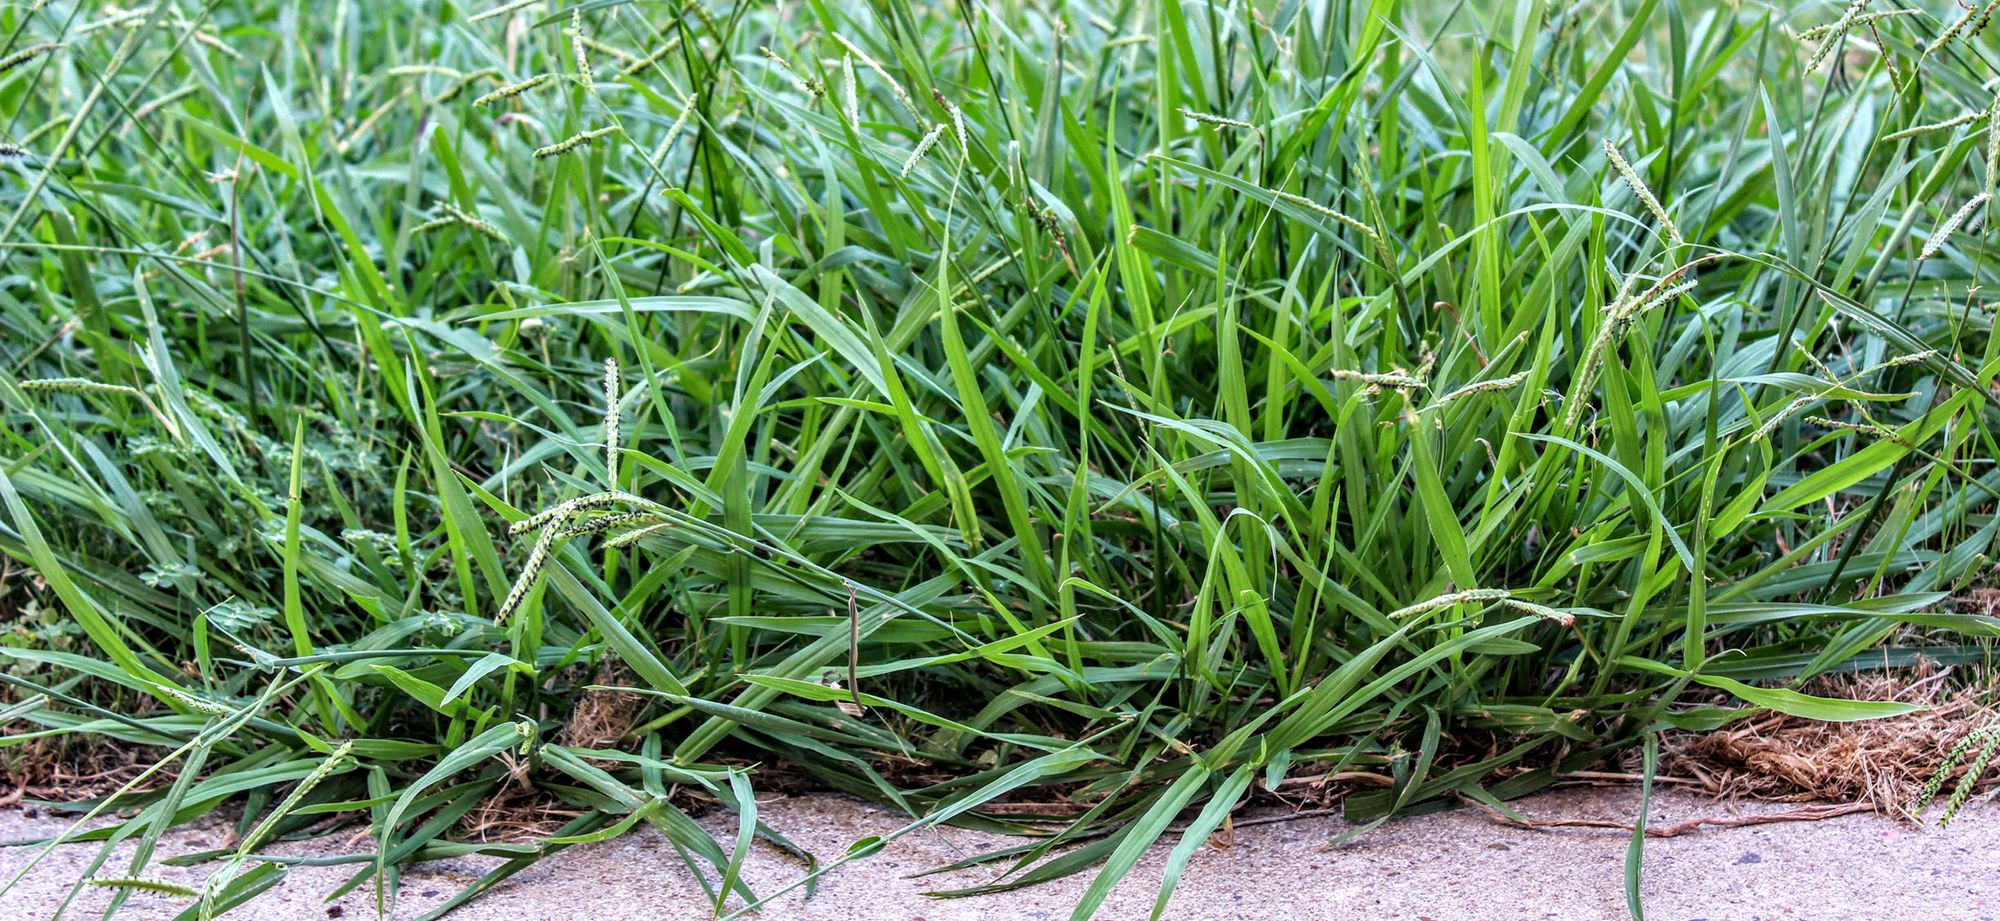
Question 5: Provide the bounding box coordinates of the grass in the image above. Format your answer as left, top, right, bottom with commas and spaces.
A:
0, 0, 1997, 917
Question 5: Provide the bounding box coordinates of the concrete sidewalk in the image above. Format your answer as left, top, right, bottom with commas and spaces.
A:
0, 786, 1991, 920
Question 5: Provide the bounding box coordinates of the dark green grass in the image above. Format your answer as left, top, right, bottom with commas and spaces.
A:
0, 0, 1998, 917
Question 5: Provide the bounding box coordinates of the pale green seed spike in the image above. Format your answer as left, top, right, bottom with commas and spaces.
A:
832, 32, 919, 121
440, 203, 508, 242
88, 878, 201, 898
650, 96, 695, 168
1804, 0, 1870, 69
1328, 368, 1426, 391
21, 377, 147, 398
570, 10, 592, 92
604, 520, 674, 547
157, 685, 234, 716
1940, 726, 2000, 825
1430, 370, 1532, 409
467, 0, 540, 24
1883, 109, 1985, 142
1752, 395, 1817, 443
238, 741, 353, 855
843, 56, 859, 126
1563, 271, 1647, 430
577, 34, 637, 66
1796, 8, 1917, 41
533, 126, 619, 159
1267, 189, 1380, 243
620, 36, 683, 76
554, 511, 661, 539
473, 74, 551, 107
760, 46, 823, 98
900, 123, 948, 177
0, 43, 60, 76
1387, 588, 1512, 621
497, 492, 661, 622
1925, 0, 1978, 53
1501, 598, 1576, 626
1987, 91, 2000, 195
1178, 106, 1259, 133
1920, 192, 1990, 261
602, 356, 621, 480
1603, 138, 1683, 247
1917, 725, 1986, 816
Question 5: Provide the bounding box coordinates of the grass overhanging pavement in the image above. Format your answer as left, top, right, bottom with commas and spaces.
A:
1, 0, 1999, 917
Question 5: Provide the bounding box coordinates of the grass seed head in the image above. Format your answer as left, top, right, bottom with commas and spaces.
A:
1926, 0, 1978, 53
1178, 106, 1260, 135
1921, 192, 1990, 260
1796, 8, 1917, 42
570, 10, 592, 91
1269, 189, 1381, 243
430, 68, 499, 105
0, 42, 60, 76
555, 511, 661, 539
1329, 368, 1426, 391
416, 203, 508, 242
1753, 395, 1817, 442
760, 46, 824, 98
1940, 728, 2000, 824
620, 36, 682, 76
901, 122, 949, 177
603, 356, 621, 476
1884, 109, 1987, 142
496, 525, 561, 624
1987, 90, 2000, 193
650, 96, 695, 168
239, 740, 353, 854
158, 685, 234, 716
1603, 138, 1683, 246
1501, 598, 1577, 626
475, 73, 552, 107
467, 0, 540, 24
832, 32, 919, 121
931, 88, 970, 156
843, 56, 860, 125
1431, 370, 1532, 408
88, 878, 201, 898
1978, 0, 2000, 37
440, 202, 507, 241
21, 377, 146, 398
604, 521, 674, 547
534, 126, 619, 159
577, 33, 637, 65
1803, 0, 1871, 68
1388, 588, 1513, 621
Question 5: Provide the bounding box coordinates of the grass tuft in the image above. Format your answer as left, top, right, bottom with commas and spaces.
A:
0, 1, 1997, 918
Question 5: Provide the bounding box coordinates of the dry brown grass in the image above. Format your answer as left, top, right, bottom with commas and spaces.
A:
558, 667, 641, 751
452, 752, 585, 843
449, 670, 650, 843
1659, 665, 1998, 817
0, 734, 168, 807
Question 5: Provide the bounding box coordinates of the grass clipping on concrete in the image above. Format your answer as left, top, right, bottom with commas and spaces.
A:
0, 0, 1999, 918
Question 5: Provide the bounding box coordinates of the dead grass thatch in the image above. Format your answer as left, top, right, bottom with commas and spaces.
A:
1657, 665, 1998, 818
0, 734, 168, 807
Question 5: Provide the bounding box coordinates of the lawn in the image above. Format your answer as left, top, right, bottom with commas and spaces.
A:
1, 0, 1997, 917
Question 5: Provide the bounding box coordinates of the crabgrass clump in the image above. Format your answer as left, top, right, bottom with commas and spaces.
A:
0, 1, 1997, 919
